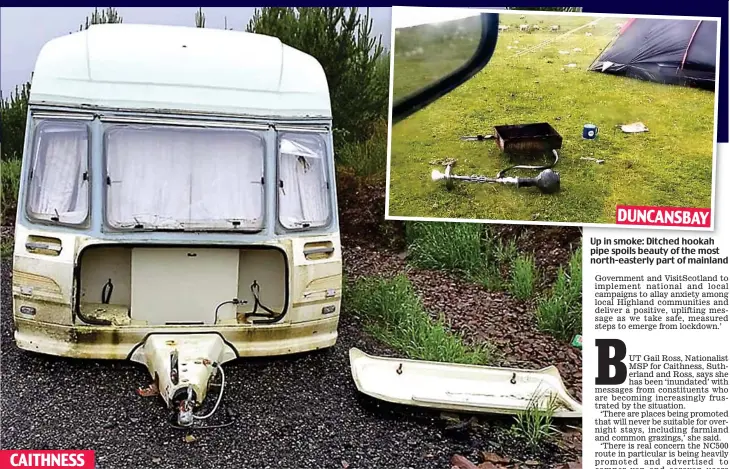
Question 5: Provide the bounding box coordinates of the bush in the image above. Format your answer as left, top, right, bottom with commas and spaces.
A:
1, 83, 30, 162
247, 8, 389, 153
337, 118, 388, 178
1, 159, 22, 225
535, 248, 582, 341
346, 274, 494, 365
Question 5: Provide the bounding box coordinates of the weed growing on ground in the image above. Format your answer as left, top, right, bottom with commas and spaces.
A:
512, 391, 560, 449
509, 254, 537, 300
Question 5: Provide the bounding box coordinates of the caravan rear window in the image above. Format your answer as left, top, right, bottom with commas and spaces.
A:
26, 120, 90, 225
105, 125, 265, 230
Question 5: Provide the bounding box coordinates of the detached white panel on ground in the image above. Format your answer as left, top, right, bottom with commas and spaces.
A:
350, 348, 582, 418
131, 248, 239, 325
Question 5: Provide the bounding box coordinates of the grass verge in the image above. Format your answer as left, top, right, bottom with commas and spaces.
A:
405, 221, 484, 274
346, 274, 495, 365
405, 222, 522, 291
535, 248, 582, 341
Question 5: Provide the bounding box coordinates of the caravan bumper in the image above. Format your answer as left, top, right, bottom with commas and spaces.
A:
13, 315, 338, 360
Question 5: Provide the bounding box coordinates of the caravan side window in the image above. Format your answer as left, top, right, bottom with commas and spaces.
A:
277, 132, 331, 230
26, 121, 90, 225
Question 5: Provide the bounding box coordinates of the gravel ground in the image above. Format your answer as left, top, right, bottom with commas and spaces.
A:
0, 257, 578, 469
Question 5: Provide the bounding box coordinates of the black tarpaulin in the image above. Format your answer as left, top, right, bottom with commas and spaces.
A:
588, 18, 717, 90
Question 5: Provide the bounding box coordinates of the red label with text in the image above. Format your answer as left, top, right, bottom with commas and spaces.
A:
0, 451, 95, 469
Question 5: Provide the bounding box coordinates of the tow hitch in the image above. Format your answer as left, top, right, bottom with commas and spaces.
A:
130, 334, 237, 428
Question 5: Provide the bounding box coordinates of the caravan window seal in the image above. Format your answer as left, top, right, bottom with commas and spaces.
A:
30, 112, 95, 121
272, 124, 331, 133
99, 115, 270, 131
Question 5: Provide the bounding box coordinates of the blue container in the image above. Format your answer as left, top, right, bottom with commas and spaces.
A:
583, 124, 598, 140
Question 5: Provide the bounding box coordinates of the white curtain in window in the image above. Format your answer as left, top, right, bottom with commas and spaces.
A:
28, 123, 88, 224
190, 131, 264, 223
278, 133, 330, 229
106, 126, 264, 229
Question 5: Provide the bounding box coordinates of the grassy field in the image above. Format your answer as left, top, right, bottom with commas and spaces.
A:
388, 14, 716, 224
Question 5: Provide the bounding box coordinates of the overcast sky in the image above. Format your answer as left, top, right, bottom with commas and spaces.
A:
0, 7, 392, 97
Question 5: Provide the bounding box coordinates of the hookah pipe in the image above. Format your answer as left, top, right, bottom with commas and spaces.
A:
431, 150, 561, 194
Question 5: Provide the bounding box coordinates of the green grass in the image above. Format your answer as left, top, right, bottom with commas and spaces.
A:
512, 391, 560, 449
406, 221, 509, 289
406, 221, 484, 273
405, 221, 536, 291
509, 254, 537, 300
0, 235, 13, 258
346, 274, 495, 365
535, 248, 582, 341
388, 14, 715, 223
1, 158, 22, 224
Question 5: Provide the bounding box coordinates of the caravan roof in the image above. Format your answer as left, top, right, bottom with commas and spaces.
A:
29, 24, 332, 119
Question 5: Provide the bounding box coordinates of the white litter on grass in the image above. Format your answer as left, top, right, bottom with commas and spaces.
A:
573, 48, 583, 52
581, 157, 605, 164
507, 46, 513, 49
559, 50, 570, 55
514, 40, 520, 44
621, 122, 649, 133
565, 63, 577, 68
585, 32, 593, 36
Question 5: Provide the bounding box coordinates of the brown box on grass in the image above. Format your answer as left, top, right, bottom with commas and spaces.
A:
494, 122, 563, 155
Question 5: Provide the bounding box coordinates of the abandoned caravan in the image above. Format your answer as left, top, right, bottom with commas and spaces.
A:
12, 24, 341, 426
